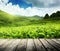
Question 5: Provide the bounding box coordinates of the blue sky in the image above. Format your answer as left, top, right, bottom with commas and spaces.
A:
0, 0, 60, 16
8, 0, 32, 8
7, 0, 60, 8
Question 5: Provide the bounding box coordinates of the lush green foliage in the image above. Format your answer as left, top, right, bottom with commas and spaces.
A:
0, 10, 60, 38
0, 22, 60, 38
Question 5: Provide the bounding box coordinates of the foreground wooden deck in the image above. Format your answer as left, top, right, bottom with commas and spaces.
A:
0, 39, 60, 51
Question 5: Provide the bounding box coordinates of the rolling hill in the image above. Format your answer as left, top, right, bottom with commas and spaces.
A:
0, 10, 43, 26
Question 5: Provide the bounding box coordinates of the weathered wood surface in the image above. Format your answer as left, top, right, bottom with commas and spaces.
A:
0, 39, 60, 51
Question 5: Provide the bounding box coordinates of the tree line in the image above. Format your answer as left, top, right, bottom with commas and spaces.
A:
44, 11, 60, 19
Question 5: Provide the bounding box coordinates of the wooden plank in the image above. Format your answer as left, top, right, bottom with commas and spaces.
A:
0, 39, 9, 51
26, 39, 36, 51
56, 39, 60, 43
34, 39, 45, 51
4, 39, 20, 51
57, 39, 60, 41
46, 39, 60, 51
40, 39, 57, 51
0, 39, 59, 51
0, 39, 14, 51
57, 39, 60, 40
16, 39, 27, 51
0, 39, 9, 46
52, 39, 60, 45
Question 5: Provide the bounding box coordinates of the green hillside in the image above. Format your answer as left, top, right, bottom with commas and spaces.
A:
0, 10, 15, 26
0, 10, 15, 20
0, 10, 43, 26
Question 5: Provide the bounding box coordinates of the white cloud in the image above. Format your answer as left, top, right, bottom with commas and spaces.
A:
0, 0, 8, 4
38, 0, 55, 6
26, 0, 60, 7
0, 0, 60, 16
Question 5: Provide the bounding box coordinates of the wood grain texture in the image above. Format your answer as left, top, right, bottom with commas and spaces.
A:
46, 39, 60, 51
34, 39, 45, 51
16, 39, 27, 51
0, 39, 60, 51
26, 39, 36, 51
40, 39, 57, 51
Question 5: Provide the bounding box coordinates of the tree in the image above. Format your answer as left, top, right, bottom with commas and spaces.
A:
56, 11, 60, 17
44, 14, 49, 19
50, 13, 56, 18
50, 11, 60, 19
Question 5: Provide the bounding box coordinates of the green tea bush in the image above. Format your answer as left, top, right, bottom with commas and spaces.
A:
0, 23, 60, 38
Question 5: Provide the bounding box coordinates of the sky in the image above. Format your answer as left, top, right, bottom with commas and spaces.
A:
0, 0, 60, 16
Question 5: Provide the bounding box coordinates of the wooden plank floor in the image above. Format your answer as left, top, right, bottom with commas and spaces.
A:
0, 39, 60, 51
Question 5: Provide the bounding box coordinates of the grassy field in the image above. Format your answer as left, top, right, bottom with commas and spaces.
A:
0, 21, 60, 38
0, 10, 60, 38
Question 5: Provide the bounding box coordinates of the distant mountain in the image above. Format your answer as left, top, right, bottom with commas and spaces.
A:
33, 15, 40, 17
33, 15, 41, 19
